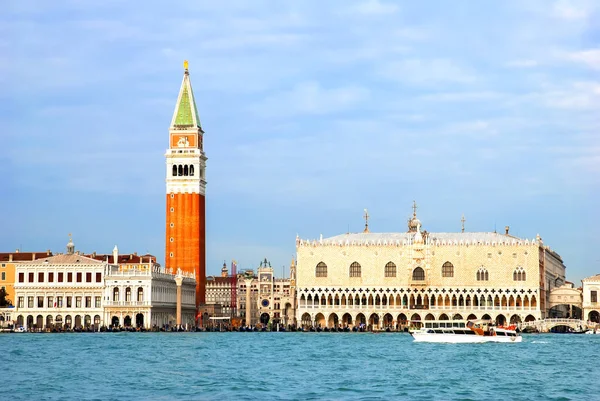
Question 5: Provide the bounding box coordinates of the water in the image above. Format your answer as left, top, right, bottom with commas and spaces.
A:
4, 332, 599, 400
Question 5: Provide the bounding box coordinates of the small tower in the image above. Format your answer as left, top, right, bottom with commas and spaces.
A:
221, 261, 228, 277
66, 234, 75, 255
113, 245, 119, 265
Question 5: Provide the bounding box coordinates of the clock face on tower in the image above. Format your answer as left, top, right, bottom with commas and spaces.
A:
261, 299, 270, 307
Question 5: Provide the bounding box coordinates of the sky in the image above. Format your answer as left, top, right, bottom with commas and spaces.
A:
1, 0, 599, 284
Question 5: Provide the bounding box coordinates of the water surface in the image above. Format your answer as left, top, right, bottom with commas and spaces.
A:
4, 332, 598, 400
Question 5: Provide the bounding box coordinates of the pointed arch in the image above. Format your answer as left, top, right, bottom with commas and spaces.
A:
189, 165, 194, 176
412, 267, 425, 281
316, 262, 327, 277
442, 261, 454, 277
385, 262, 397, 277
350, 262, 361, 277
184, 165, 189, 176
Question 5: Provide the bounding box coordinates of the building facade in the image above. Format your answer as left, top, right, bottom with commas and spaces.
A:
204, 259, 297, 327
0, 250, 53, 306
582, 274, 600, 323
165, 61, 207, 307
296, 207, 566, 329
13, 238, 108, 330
103, 265, 196, 329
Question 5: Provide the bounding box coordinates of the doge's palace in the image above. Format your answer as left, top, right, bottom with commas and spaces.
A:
296, 204, 566, 329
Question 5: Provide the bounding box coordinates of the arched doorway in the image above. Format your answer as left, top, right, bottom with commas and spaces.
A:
55, 315, 63, 328
328, 313, 339, 329
410, 313, 422, 328
356, 313, 366, 328
46, 315, 53, 329
16, 315, 24, 327
111, 316, 119, 327
342, 313, 352, 327
495, 314, 506, 326
368, 313, 379, 329
481, 314, 491, 321
65, 315, 72, 328
301, 313, 311, 327
424, 313, 435, 321
452, 314, 463, 321
260, 313, 270, 326
524, 314, 536, 322
314, 313, 325, 328
383, 313, 394, 329
94, 315, 101, 327
136, 313, 144, 328
510, 315, 522, 324
439, 314, 449, 321
589, 311, 600, 323
124, 315, 132, 327
36, 315, 43, 329
467, 314, 477, 321
84, 315, 91, 328
26, 315, 34, 329
74, 315, 82, 328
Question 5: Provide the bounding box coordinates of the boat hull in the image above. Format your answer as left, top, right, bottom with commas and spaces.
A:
411, 332, 522, 343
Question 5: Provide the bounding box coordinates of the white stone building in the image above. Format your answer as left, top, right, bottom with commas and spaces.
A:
103, 264, 196, 329
296, 207, 566, 330
13, 238, 109, 330
582, 274, 600, 323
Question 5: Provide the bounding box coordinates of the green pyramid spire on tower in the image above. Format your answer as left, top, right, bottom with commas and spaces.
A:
171, 60, 202, 129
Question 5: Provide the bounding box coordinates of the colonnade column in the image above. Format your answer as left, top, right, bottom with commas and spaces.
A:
175, 276, 183, 328
245, 279, 253, 327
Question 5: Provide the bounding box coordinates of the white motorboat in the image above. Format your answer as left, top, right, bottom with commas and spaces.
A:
410, 320, 522, 343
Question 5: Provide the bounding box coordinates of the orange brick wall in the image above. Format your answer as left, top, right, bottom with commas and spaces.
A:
166, 193, 206, 307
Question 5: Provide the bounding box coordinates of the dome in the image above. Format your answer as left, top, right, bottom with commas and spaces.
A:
408, 215, 421, 232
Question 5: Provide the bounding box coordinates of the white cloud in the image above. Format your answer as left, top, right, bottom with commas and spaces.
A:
506, 59, 539, 68
552, 0, 593, 20
348, 0, 399, 16
377, 58, 476, 85
249, 81, 370, 118
566, 48, 600, 70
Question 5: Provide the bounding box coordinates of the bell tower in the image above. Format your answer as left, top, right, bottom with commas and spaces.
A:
165, 60, 207, 308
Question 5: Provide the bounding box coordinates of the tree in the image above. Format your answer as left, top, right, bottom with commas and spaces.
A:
0, 288, 12, 307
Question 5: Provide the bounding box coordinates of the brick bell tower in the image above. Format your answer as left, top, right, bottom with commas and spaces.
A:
165, 60, 207, 308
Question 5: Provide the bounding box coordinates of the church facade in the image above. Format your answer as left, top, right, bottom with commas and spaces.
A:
295, 205, 566, 329
165, 61, 207, 307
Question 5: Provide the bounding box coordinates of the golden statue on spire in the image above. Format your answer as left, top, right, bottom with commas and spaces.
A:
183, 60, 189, 70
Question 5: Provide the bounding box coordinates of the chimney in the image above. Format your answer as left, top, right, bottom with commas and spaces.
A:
15, 249, 19, 253
32, 253, 36, 260
8, 254, 13, 262
46, 249, 51, 255
505, 226, 510, 235
92, 252, 96, 258
113, 245, 119, 265
134, 252, 137, 256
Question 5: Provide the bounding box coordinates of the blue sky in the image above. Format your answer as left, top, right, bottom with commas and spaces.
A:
2, 0, 598, 284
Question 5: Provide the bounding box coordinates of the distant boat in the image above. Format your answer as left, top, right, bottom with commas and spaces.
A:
410, 320, 522, 343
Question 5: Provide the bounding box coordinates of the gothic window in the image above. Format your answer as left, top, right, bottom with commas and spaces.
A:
184, 165, 189, 176
172, 165, 177, 176
477, 267, 489, 281
125, 287, 132, 302
178, 165, 183, 176
315, 262, 327, 277
442, 262, 454, 277
385, 262, 396, 277
412, 267, 425, 281
113, 288, 119, 302
137, 287, 144, 302
513, 267, 526, 281
349, 262, 361, 278
190, 165, 195, 176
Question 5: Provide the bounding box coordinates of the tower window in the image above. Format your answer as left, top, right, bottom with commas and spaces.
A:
178, 165, 183, 176
169, 253, 173, 257
172, 165, 177, 176
170, 207, 174, 212
184, 165, 189, 176
190, 165, 195, 176
170, 237, 174, 242
170, 223, 174, 228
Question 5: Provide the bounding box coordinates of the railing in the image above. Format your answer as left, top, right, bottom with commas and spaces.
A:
104, 301, 151, 307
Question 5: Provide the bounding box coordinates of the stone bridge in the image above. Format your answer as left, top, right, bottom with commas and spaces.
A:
518, 318, 594, 332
